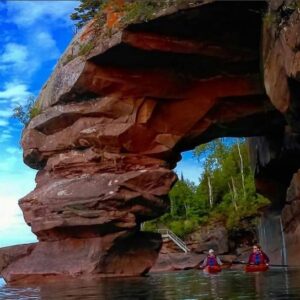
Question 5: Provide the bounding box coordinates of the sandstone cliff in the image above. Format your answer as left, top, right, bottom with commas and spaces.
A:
3, 0, 300, 282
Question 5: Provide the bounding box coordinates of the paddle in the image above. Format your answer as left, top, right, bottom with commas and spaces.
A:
231, 260, 289, 268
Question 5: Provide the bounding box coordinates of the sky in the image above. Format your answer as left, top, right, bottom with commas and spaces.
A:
0, 1, 203, 248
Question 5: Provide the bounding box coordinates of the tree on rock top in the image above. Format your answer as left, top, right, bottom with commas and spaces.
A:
71, 0, 105, 29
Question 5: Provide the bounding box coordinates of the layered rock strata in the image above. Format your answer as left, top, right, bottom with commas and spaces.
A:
282, 171, 300, 264
3, 0, 299, 281
249, 1, 300, 265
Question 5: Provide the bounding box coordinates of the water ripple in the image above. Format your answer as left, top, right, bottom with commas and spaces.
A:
1, 269, 300, 300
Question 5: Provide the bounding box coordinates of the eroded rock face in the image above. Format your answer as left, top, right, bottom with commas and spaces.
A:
21, 168, 174, 240
0, 244, 36, 274
151, 252, 203, 273
3, 232, 161, 283
250, 0, 300, 264
281, 171, 300, 265
186, 222, 229, 255
3, 0, 299, 281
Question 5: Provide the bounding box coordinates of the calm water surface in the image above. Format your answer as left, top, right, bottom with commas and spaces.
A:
1, 268, 300, 300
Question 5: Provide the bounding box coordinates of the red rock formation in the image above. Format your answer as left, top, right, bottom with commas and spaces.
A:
3, 1, 297, 282
186, 222, 229, 254
250, 0, 300, 265
281, 171, 300, 265
151, 252, 204, 273
3, 232, 161, 283
0, 244, 36, 274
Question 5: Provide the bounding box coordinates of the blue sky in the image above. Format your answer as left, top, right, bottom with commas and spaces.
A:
0, 1, 203, 248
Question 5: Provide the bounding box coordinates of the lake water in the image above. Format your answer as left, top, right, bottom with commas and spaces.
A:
1, 268, 300, 300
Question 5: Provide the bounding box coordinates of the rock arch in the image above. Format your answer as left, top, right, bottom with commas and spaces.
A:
3, 1, 300, 282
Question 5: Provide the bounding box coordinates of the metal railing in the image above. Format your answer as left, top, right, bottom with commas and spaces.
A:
158, 229, 190, 253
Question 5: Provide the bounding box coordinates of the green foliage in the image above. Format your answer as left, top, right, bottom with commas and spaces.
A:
71, 0, 197, 31
62, 40, 95, 67
120, 0, 196, 25
168, 219, 198, 238
194, 139, 270, 230
78, 41, 95, 56
12, 96, 41, 126
169, 177, 196, 218
144, 138, 270, 238
71, 0, 106, 29
143, 220, 158, 232
284, 0, 300, 11
63, 54, 75, 66
263, 11, 279, 28
122, 1, 164, 24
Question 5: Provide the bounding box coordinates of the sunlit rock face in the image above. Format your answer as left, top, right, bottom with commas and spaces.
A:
2, 1, 295, 282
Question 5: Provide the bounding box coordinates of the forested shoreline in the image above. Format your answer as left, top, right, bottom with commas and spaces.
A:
144, 139, 270, 238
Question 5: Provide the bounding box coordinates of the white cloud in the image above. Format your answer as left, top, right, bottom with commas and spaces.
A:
0, 119, 8, 126
36, 31, 57, 50
0, 109, 13, 118
0, 1, 78, 248
0, 82, 31, 105
1, 128, 12, 135
0, 156, 19, 172
32, 30, 60, 61
0, 38, 58, 77
0, 133, 12, 143
0, 156, 37, 247
5, 147, 22, 155
0, 1, 77, 81
0, 194, 37, 247
5, 1, 78, 28
0, 43, 28, 67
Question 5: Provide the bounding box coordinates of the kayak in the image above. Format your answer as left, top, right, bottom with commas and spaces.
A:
203, 265, 222, 273
245, 264, 269, 272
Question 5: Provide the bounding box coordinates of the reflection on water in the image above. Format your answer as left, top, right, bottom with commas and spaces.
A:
1, 269, 300, 300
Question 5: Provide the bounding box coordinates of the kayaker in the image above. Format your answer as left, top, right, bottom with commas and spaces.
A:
248, 244, 270, 265
200, 249, 223, 267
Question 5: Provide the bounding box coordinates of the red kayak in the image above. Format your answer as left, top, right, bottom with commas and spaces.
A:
203, 265, 222, 273
245, 264, 269, 272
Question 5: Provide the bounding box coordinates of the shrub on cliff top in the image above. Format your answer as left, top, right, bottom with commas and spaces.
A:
13, 96, 41, 126
71, 0, 196, 30
71, 0, 106, 29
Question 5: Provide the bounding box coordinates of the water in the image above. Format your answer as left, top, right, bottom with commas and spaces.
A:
1, 269, 300, 300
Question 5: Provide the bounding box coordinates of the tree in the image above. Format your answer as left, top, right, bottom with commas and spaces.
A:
169, 175, 196, 219
70, 0, 181, 30
12, 96, 40, 126
144, 138, 270, 238
70, 0, 105, 29
193, 138, 270, 229
236, 139, 246, 198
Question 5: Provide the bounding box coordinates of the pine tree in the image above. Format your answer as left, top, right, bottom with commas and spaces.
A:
70, 0, 105, 29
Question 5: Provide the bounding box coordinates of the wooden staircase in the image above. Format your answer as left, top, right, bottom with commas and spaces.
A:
158, 229, 190, 253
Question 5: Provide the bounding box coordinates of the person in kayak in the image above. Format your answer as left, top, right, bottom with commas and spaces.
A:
248, 244, 270, 265
200, 249, 223, 267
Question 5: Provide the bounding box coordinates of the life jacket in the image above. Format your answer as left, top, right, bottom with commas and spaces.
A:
255, 253, 262, 264
250, 252, 265, 265
207, 255, 218, 266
